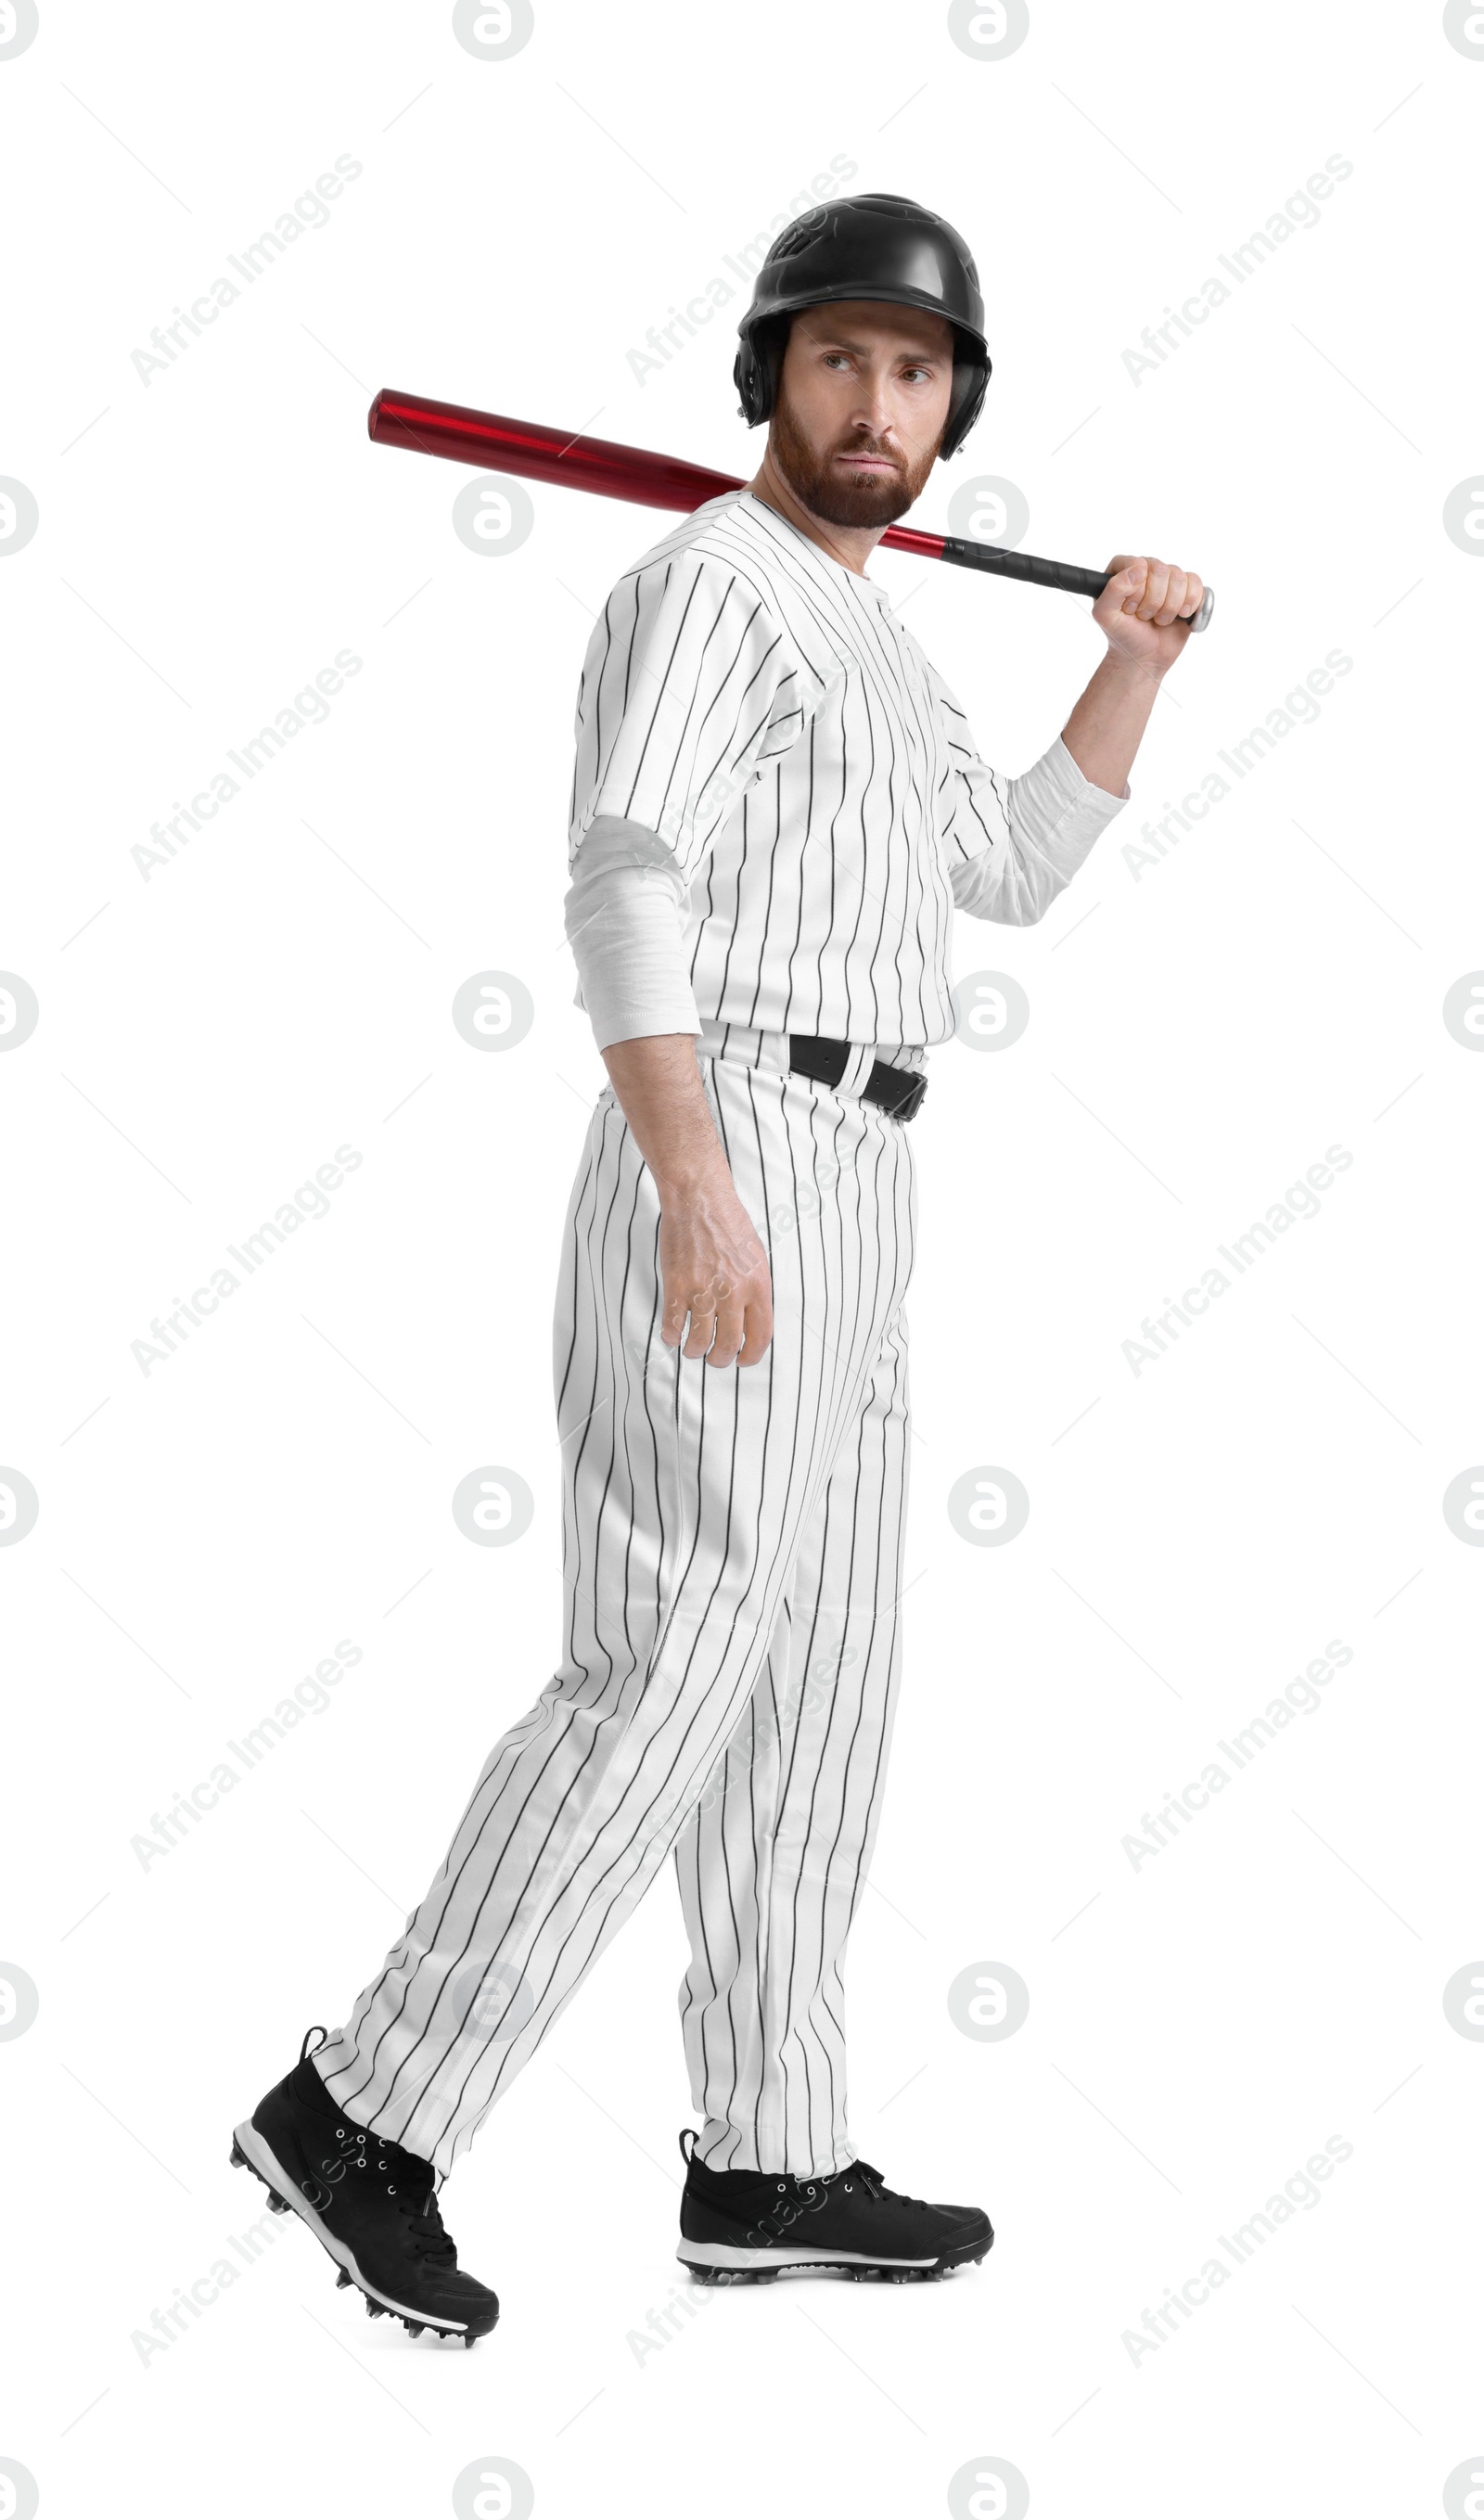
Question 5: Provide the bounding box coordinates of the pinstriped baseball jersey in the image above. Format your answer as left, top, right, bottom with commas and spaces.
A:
568, 488, 1125, 1048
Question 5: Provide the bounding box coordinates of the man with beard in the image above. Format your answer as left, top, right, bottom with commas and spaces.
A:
233, 196, 1203, 2343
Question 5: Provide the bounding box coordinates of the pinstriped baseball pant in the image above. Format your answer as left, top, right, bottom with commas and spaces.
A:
313, 1018, 919, 2180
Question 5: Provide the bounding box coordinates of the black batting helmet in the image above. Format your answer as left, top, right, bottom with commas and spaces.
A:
734, 193, 991, 460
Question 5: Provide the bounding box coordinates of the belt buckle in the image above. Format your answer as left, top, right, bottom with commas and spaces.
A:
873, 1062, 926, 1121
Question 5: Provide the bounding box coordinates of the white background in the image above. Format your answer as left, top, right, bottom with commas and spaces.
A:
3, 2, 1482, 2514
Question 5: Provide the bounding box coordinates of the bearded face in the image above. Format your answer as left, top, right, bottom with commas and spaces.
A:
765, 303, 954, 530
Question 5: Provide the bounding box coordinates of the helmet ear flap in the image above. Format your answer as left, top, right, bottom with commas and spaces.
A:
940, 353, 991, 460
733, 335, 767, 428
734, 314, 789, 429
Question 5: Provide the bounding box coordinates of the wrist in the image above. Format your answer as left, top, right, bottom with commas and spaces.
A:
1102, 640, 1167, 690
654, 1149, 732, 1205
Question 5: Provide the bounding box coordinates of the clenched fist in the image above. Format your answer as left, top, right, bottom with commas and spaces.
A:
1094, 554, 1206, 675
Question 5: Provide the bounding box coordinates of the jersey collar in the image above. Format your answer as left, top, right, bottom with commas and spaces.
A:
735, 489, 895, 609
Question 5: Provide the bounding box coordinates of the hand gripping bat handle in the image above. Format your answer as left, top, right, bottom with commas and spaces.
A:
931, 532, 1215, 631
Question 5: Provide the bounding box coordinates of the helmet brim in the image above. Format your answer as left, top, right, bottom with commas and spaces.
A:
743, 282, 990, 365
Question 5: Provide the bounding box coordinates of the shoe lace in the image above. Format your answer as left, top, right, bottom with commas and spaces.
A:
379, 2143, 456, 2263
829, 2159, 928, 2211
394, 2192, 457, 2265
337, 2122, 457, 2265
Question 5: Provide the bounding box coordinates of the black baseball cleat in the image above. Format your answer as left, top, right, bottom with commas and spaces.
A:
230, 2027, 499, 2346
674, 2130, 993, 2283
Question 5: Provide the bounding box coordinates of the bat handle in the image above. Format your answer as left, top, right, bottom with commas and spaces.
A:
940, 534, 1215, 631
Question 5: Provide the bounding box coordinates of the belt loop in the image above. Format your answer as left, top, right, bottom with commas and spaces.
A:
695, 1019, 791, 1076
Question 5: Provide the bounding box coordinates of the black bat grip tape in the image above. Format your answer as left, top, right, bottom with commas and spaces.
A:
940, 536, 1214, 631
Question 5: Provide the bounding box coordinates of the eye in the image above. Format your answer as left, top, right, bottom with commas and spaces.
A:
901, 365, 934, 384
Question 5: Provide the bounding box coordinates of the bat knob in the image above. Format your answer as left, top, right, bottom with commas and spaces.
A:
1190, 584, 1215, 633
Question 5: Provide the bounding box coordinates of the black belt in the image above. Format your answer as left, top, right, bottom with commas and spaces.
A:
787, 1034, 928, 1122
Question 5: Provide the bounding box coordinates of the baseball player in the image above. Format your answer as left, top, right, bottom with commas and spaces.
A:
233, 194, 1204, 2346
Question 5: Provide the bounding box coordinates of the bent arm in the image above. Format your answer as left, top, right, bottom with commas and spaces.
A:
949, 733, 1128, 925
1059, 647, 1162, 800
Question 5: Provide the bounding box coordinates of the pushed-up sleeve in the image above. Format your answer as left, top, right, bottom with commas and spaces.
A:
928, 657, 1130, 926
569, 548, 805, 887
563, 820, 701, 1051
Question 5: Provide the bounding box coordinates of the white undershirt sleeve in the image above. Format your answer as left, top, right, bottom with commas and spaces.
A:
945, 734, 1129, 924
564, 813, 701, 1052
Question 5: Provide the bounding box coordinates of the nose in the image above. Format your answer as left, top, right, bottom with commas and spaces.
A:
846, 363, 897, 440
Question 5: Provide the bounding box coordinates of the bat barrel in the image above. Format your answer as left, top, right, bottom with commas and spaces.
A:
368, 388, 743, 516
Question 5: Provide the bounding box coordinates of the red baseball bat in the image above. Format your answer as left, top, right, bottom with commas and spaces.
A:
366, 387, 1215, 631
